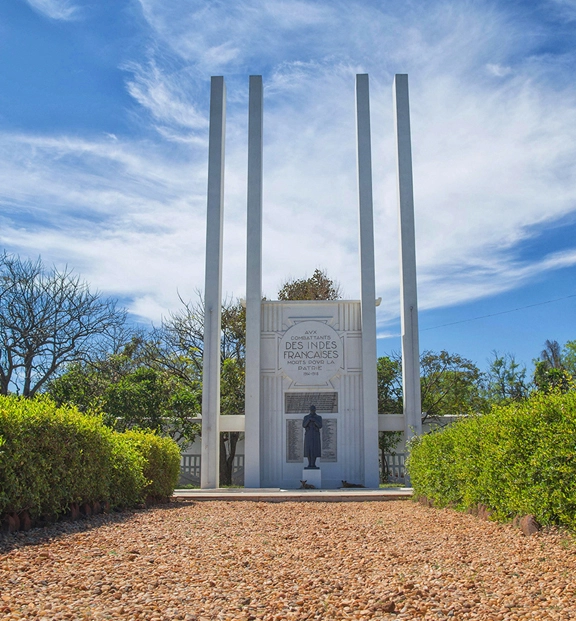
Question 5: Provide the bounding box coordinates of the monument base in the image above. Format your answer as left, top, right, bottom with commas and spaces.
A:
302, 467, 321, 489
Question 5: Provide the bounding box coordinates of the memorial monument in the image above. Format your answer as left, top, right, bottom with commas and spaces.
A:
201, 74, 422, 489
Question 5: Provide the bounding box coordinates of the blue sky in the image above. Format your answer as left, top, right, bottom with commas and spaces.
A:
1, 0, 576, 374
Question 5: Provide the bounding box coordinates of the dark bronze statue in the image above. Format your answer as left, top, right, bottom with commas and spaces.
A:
303, 405, 322, 469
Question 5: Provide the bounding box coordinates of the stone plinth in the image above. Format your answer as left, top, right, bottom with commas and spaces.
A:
302, 468, 322, 489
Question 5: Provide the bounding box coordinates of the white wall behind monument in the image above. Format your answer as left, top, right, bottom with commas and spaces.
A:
199, 73, 421, 489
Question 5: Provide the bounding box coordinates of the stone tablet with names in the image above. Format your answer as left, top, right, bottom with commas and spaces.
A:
286, 419, 304, 463
321, 418, 337, 462
284, 392, 338, 414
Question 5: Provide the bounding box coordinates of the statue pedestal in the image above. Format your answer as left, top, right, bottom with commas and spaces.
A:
302, 467, 321, 489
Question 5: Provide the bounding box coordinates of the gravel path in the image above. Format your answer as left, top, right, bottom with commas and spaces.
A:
1, 500, 576, 620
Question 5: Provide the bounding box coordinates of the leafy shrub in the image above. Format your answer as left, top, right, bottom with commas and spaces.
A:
407, 391, 576, 529
0, 397, 109, 517
123, 430, 181, 500
107, 431, 147, 509
0, 395, 180, 518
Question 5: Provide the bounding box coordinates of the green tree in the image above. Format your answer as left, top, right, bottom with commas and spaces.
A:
47, 336, 149, 411
47, 340, 201, 447
147, 297, 246, 484
484, 351, 529, 404
562, 340, 576, 377
377, 350, 486, 421
540, 339, 563, 369
47, 361, 110, 412
420, 350, 486, 420
101, 368, 200, 441
377, 356, 403, 414
531, 339, 575, 395
0, 252, 126, 397
533, 361, 573, 394
277, 268, 342, 301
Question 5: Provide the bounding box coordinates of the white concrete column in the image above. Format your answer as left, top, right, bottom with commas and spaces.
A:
201, 76, 226, 489
393, 74, 422, 445
244, 75, 263, 488
355, 74, 380, 489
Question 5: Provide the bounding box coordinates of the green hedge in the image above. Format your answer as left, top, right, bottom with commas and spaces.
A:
122, 430, 181, 501
407, 391, 576, 529
0, 395, 180, 518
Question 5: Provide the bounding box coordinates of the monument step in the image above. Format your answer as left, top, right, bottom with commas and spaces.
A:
173, 488, 413, 502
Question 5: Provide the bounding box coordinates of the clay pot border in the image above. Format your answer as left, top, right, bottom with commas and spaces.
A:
416, 495, 541, 537
1, 500, 113, 535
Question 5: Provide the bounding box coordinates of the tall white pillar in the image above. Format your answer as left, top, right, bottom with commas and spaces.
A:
393, 74, 422, 445
355, 74, 380, 489
244, 75, 263, 488
201, 76, 226, 489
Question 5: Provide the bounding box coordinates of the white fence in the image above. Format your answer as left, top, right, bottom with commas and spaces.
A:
381, 452, 407, 483
180, 453, 406, 486
179, 454, 245, 486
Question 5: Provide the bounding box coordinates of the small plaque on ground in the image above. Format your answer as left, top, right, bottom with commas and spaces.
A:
285, 392, 338, 414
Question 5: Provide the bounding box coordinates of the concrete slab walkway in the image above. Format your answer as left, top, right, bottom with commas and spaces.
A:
173, 487, 413, 502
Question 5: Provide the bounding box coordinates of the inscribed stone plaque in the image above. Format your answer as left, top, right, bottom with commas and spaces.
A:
279, 320, 343, 384
286, 419, 303, 463
285, 392, 338, 414
321, 418, 337, 462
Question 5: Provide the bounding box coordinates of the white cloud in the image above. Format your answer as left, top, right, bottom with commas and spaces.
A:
24, 0, 79, 21
124, 60, 209, 139
0, 132, 209, 323
414, 248, 576, 316
486, 63, 512, 77
3, 0, 576, 332
136, 0, 339, 70
549, 0, 576, 21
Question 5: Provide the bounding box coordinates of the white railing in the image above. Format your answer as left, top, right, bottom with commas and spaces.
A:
179, 454, 245, 486
181, 453, 405, 486
180, 454, 201, 484
382, 452, 407, 483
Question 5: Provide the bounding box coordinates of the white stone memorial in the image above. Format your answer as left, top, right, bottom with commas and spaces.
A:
200, 73, 421, 489
258, 300, 375, 488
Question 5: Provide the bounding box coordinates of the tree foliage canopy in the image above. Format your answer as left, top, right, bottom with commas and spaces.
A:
532, 339, 575, 394
420, 350, 486, 419
484, 351, 530, 404
146, 297, 246, 483
540, 339, 564, 369
377, 350, 486, 420
377, 356, 403, 414
47, 338, 201, 447
533, 361, 574, 394
277, 269, 342, 301
0, 252, 126, 397
563, 340, 576, 377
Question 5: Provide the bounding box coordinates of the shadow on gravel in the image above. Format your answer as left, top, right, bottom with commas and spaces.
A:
0, 499, 194, 555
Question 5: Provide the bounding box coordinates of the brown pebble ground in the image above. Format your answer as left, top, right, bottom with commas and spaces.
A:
1, 500, 576, 620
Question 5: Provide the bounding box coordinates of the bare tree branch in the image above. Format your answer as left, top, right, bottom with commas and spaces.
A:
0, 252, 126, 396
